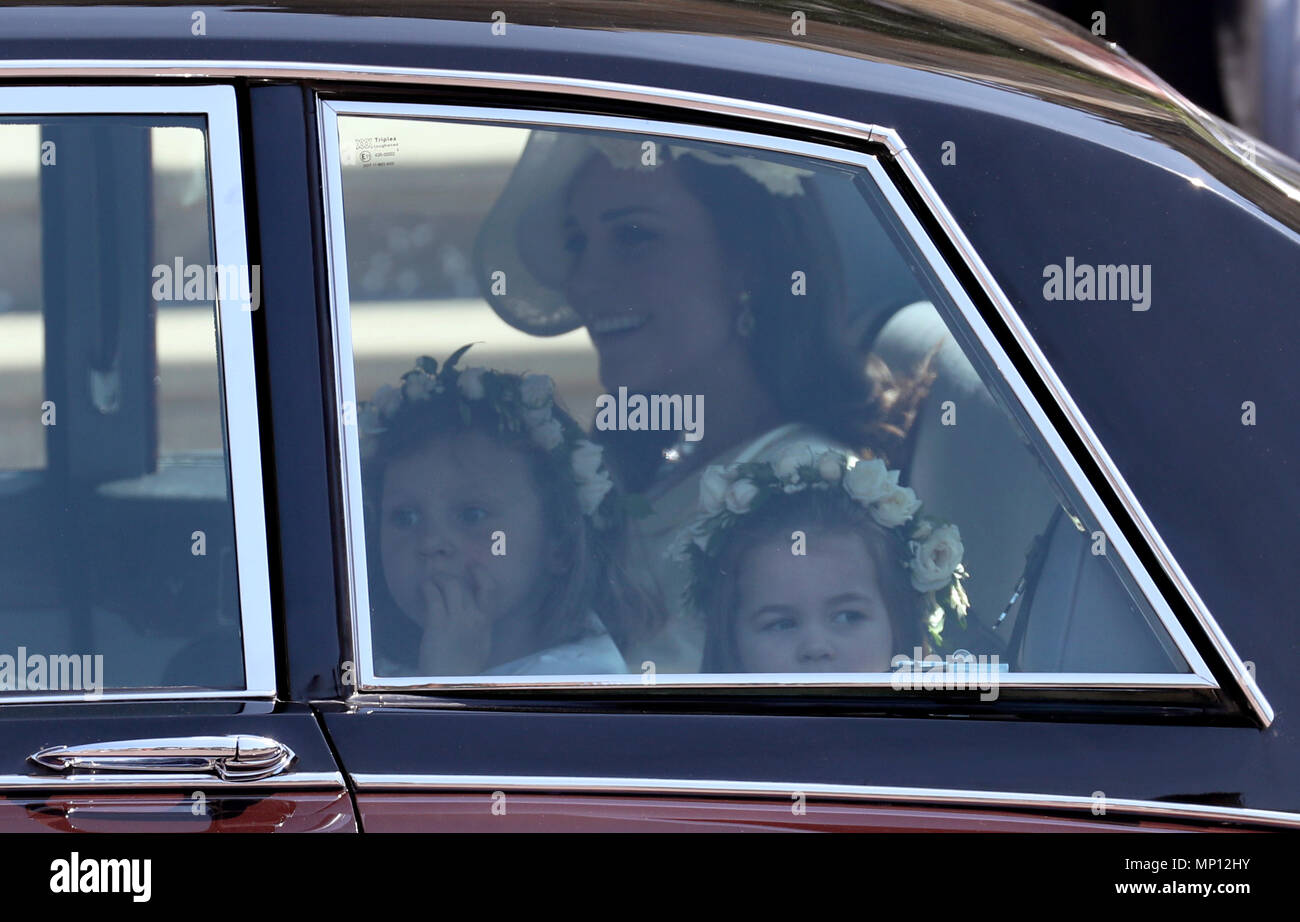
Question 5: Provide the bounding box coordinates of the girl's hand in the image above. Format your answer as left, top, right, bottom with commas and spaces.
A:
416, 575, 493, 675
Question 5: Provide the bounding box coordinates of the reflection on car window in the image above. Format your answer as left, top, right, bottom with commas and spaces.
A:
334, 115, 1190, 682
0, 117, 244, 693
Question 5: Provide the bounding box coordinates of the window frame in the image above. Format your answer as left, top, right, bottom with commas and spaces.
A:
0, 84, 275, 702
317, 94, 1261, 720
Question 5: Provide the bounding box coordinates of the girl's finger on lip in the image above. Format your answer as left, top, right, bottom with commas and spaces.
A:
421, 577, 445, 604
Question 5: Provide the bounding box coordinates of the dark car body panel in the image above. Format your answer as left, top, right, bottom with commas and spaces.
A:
1, 1, 1296, 828
0, 703, 355, 832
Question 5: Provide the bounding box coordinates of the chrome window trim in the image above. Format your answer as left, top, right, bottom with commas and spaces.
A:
349, 773, 1300, 830
0, 65, 1267, 720
0, 771, 345, 791
319, 98, 1228, 702
337, 670, 1217, 697
0, 85, 275, 702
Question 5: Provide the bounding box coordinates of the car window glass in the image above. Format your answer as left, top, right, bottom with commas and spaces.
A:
0, 116, 244, 694
328, 112, 1194, 685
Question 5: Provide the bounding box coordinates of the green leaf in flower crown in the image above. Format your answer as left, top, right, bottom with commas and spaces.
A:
949, 578, 970, 622
442, 342, 477, 373
415, 355, 439, 375
926, 602, 946, 648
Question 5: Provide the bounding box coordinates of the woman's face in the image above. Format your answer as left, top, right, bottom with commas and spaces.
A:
732, 532, 896, 673
562, 154, 745, 393
380, 431, 554, 631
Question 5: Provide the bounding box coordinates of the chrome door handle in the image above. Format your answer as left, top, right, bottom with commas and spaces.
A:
30, 735, 296, 781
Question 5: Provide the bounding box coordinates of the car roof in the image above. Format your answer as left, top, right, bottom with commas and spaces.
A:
0, 0, 1229, 118
1, 1, 1294, 200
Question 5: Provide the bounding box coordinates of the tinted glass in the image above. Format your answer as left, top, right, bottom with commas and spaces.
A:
0, 116, 244, 694
331, 113, 1190, 684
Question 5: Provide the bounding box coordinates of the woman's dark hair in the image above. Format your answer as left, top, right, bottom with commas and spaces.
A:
361, 375, 663, 671
697, 487, 925, 673
672, 153, 931, 453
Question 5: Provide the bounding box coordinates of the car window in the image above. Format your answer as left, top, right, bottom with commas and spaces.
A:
0, 98, 264, 696
322, 105, 1207, 690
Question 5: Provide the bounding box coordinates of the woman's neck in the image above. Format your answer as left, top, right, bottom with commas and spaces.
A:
654, 359, 786, 488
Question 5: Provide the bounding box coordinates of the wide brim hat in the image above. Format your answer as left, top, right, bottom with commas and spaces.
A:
473, 127, 929, 341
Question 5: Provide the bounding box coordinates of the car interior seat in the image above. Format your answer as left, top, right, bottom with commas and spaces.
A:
867, 301, 1183, 673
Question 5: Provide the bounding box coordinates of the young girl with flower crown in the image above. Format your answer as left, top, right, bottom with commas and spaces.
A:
682, 445, 968, 674
358, 346, 661, 676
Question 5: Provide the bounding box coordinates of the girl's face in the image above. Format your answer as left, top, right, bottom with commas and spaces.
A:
562, 155, 744, 393
379, 431, 555, 631
732, 532, 896, 673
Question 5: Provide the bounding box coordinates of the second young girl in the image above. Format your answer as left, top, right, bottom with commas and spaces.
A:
682, 445, 968, 674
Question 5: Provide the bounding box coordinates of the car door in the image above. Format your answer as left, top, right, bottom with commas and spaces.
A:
0, 84, 352, 832
308, 83, 1292, 832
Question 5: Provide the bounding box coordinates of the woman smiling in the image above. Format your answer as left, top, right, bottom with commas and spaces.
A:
475, 128, 931, 672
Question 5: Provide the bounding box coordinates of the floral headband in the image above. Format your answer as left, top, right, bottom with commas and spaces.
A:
358, 345, 616, 525
680, 446, 970, 646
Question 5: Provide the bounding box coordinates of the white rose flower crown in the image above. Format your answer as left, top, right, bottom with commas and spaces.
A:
358, 344, 617, 526
680, 446, 970, 647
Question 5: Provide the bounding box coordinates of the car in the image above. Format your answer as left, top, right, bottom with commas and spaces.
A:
0, 0, 1297, 835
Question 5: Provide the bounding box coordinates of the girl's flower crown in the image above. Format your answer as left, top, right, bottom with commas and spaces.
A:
681, 446, 970, 646
358, 344, 616, 525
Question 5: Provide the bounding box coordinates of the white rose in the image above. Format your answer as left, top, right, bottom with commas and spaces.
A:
371, 384, 402, 416
870, 483, 922, 529
522, 406, 552, 429
816, 450, 845, 483
910, 523, 964, 593
698, 465, 733, 516
530, 418, 564, 451
577, 470, 613, 515
570, 439, 605, 481
773, 444, 816, 482
520, 373, 555, 408
843, 457, 894, 506
402, 372, 437, 402
458, 366, 487, 400
724, 478, 759, 514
